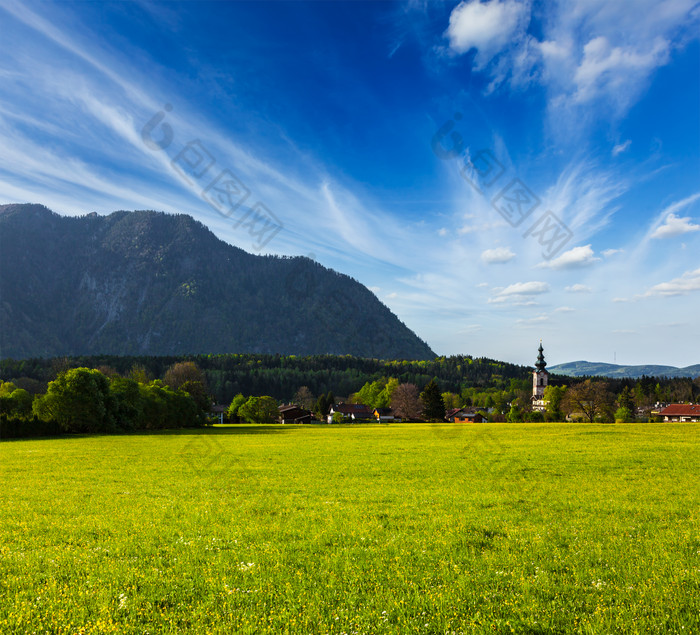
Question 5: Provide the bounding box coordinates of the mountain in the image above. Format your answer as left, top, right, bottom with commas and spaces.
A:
549, 360, 700, 379
0, 204, 435, 360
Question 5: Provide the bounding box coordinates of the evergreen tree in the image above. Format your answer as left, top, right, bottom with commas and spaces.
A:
315, 394, 329, 419
420, 380, 445, 422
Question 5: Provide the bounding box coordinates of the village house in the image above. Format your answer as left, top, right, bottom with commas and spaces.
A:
657, 403, 700, 422
445, 407, 487, 423
373, 407, 395, 422
328, 403, 374, 423
209, 404, 227, 424
278, 404, 313, 424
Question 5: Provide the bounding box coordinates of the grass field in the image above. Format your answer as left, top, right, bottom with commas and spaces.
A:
0, 422, 698, 634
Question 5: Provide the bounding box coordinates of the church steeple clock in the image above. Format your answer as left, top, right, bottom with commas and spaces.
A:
532, 341, 549, 411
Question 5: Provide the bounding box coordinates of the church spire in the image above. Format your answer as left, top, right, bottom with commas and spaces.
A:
535, 340, 547, 372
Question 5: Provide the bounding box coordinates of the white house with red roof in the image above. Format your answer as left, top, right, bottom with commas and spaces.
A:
657, 404, 700, 422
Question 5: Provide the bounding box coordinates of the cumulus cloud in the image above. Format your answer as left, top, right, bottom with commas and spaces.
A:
537, 244, 599, 269
489, 281, 550, 303
650, 212, 700, 239
481, 246, 515, 263
445, 0, 530, 67
565, 283, 592, 293
444, 0, 699, 115
602, 248, 623, 257
498, 281, 550, 296
643, 268, 700, 297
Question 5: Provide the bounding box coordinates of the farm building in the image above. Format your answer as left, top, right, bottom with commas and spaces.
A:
278, 404, 313, 424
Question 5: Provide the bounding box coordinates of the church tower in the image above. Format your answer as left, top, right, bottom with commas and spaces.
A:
532, 341, 549, 412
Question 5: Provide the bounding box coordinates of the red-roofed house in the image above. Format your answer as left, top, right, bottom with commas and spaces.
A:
657, 404, 700, 422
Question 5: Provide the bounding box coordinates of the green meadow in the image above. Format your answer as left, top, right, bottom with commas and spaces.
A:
0, 422, 698, 634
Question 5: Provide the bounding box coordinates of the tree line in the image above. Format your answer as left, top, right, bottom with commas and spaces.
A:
0, 362, 210, 438
2, 354, 698, 434
0, 353, 536, 404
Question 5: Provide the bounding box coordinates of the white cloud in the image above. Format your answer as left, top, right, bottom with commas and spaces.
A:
516, 314, 549, 326
612, 140, 631, 156
445, 0, 530, 67
490, 281, 550, 303
457, 221, 506, 235
650, 212, 700, 239
541, 160, 626, 240
643, 268, 700, 297
565, 284, 592, 293
444, 0, 699, 117
458, 324, 483, 333
554, 306, 574, 312
498, 281, 550, 296
537, 244, 599, 269
481, 246, 515, 263
602, 248, 623, 257
573, 35, 669, 104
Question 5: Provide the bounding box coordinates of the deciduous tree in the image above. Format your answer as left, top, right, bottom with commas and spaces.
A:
391, 383, 421, 420
544, 385, 566, 421
238, 396, 278, 423
293, 386, 315, 410
32, 367, 115, 432
227, 393, 247, 422
562, 379, 614, 423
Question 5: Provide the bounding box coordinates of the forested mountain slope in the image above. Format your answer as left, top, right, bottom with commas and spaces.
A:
0, 204, 435, 360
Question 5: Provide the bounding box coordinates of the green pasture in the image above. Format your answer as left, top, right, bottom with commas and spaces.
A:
0, 422, 698, 634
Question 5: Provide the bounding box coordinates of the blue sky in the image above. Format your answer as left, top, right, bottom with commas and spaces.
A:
1, 0, 699, 367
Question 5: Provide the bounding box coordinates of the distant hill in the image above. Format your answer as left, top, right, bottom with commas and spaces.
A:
0, 204, 436, 360
549, 360, 700, 379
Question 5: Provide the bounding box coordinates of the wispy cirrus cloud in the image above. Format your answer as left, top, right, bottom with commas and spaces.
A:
612, 140, 631, 156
